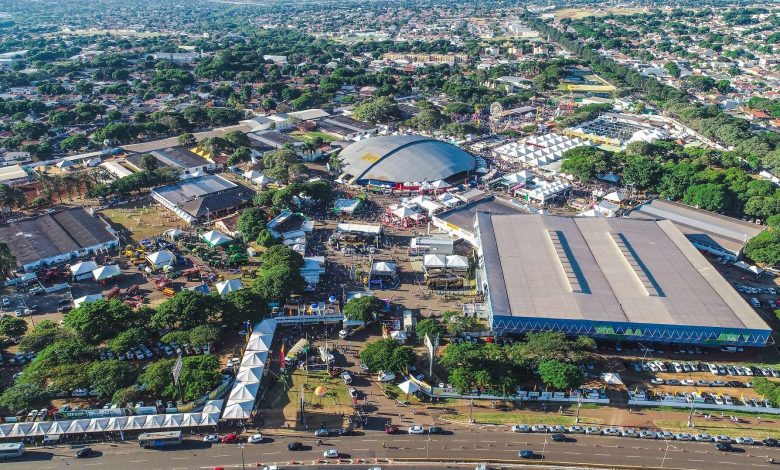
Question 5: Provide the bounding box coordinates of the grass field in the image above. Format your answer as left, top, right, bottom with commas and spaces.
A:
441, 412, 603, 426
291, 130, 338, 144
263, 369, 353, 425
100, 202, 182, 242
656, 419, 780, 440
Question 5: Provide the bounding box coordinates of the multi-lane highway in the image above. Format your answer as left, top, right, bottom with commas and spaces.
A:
5, 424, 780, 470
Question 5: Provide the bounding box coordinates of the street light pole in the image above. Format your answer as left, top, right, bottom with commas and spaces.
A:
687, 401, 695, 428
575, 393, 582, 424
468, 399, 474, 423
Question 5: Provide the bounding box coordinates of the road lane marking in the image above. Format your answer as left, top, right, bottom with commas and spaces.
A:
264, 451, 280, 455
625, 455, 641, 458
128, 460, 148, 463
361, 439, 377, 442
353, 448, 369, 451
595, 453, 611, 457
563, 451, 581, 455
213, 454, 230, 457
171, 457, 189, 460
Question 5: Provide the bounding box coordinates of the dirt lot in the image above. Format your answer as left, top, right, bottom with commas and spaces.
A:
100, 200, 184, 242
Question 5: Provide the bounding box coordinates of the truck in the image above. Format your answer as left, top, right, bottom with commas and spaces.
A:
284, 338, 309, 365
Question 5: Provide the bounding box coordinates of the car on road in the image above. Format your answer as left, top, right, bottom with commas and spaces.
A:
551, 433, 566, 442
658, 431, 675, 440
567, 425, 585, 434
620, 428, 639, 438
385, 424, 399, 434
639, 430, 657, 439
220, 433, 239, 443
549, 425, 565, 433
408, 425, 425, 434
75, 447, 92, 458
203, 434, 220, 443
735, 437, 754, 445
585, 427, 601, 435
602, 427, 620, 436
519, 450, 535, 459
763, 438, 779, 447
323, 449, 339, 458
1, 297, 9, 306
694, 434, 713, 442
716, 443, 733, 452
314, 428, 329, 437
288, 442, 303, 451
714, 435, 731, 443
531, 424, 548, 433
674, 433, 692, 441
429, 426, 443, 434
247, 434, 263, 444
511, 424, 530, 433
348, 388, 359, 399
650, 378, 664, 385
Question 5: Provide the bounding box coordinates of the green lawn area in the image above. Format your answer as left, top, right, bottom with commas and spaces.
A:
656, 419, 780, 440
263, 369, 353, 420
100, 203, 181, 242
291, 130, 338, 143
441, 412, 603, 426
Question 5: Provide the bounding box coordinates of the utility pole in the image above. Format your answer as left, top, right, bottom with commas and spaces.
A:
575, 392, 582, 424
687, 401, 695, 428
468, 399, 474, 423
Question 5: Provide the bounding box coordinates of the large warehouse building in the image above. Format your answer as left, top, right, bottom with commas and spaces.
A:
475, 213, 772, 346
338, 135, 476, 186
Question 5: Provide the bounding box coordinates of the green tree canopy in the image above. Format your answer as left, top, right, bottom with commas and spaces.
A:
0, 315, 28, 339
343, 296, 384, 323
415, 318, 446, 341
151, 290, 226, 330
88, 360, 138, 399
359, 338, 416, 373
538, 360, 584, 390
63, 299, 134, 343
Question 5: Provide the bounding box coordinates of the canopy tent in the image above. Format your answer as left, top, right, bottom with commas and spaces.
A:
733, 260, 750, 270
92, 264, 121, 281
390, 330, 407, 343
241, 350, 269, 367
423, 254, 447, 268
246, 333, 271, 352
201, 230, 233, 247
254, 318, 277, 335
202, 400, 224, 415
243, 169, 262, 181
215, 278, 243, 297
398, 379, 420, 395
371, 261, 397, 276
146, 250, 175, 269
604, 191, 627, 203
199, 413, 219, 426
180, 413, 200, 428
163, 413, 183, 428
252, 174, 277, 187
144, 414, 165, 429
391, 206, 418, 219
749, 265, 765, 275
164, 228, 185, 240
236, 366, 264, 383
9, 422, 33, 437
70, 260, 98, 278
601, 372, 624, 385
104, 417, 127, 431
222, 401, 252, 420
431, 179, 451, 190
28, 421, 51, 436
73, 293, 103, 308
86, 418, 109, 433
228, 382, 260, 402
445, 255, 469, 270
66, 419, 90, 434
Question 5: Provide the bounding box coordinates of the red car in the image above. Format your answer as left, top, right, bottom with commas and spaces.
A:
385, 424, 399, 434
220, 433, 239, 443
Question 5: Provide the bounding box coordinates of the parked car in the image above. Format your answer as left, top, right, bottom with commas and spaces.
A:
531, 424, 548, 433
220, 433, 239, 443
75, 447, 92, 458
511, 425, 530, 433
323, 449, 339, 458
348, 388, 358, 399
429, 426, 443, 435
674, 433, 692, 441
716, 443, 733, 452
714, 435, 731, 444
735, 437, 754, 445
314, 428, 329, 437
694, 434, 713, 442
640, 430, 657, 439
247, 434, 263, 444
384, 424, 399, 434
602, 427, 620, 436
408, 425, 425, 434
551, 433, 566, 442
585, 426, 601, 435
567, 425, 585, 434
203, 434, 220, 443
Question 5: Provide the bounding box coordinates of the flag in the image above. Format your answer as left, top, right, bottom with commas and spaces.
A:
281, 344, 286, 364
172, 354, 183, 386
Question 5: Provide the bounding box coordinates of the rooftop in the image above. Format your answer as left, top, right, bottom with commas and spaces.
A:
152, 175, 254, 219
149, 146, 211, 170
0, 207, 116, 268
478, 213, 769, 331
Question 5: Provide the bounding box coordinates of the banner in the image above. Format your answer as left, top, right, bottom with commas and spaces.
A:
172, 354, 183, 386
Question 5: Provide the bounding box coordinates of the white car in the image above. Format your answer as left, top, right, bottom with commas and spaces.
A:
511, 424, 530, 433
203, 434, 220, 443
408, 425, 425, 434
549, 425, 565, 433
620, 428, 639, 438
674, 433, 692, 441
348, 388, 358, 399
658, 431, 674, 440
650, 378, 664, 385
640, 430, 657, 439
694, 433, 713, 442
323, 449, 339, 458
247, 434, 263, 444
735, 437, 754, 445
531, 424, 548, 433
714, 435, 731, 443
585, 426, 601, 435
567, 425, 585, 434
602, 427, 620, 436
377, 371, 395, 382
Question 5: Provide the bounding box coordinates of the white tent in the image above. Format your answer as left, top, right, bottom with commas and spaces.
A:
241, 351, 269, 367
216, 278, 243, 297
28, 421, 52, 436
70, 260, 98, 278
66, 419, 90, 434
246, 333, 271, 352
0, 423, 13, 438
749, 265, 765, 275
163, 413, 183, 428
73, 293, 103, 308
144, 414, 166, 429
146, 250, 175, 269
86, 418, 109, 433
601, 372, 624, 385
164, 228, 185, 240
125, 415, 146, 430
104, 417, 127, 432
431, 180, 451, 190
9, 422, 33, 437
236, 366, 264, 383
200, 413, 219, 426
180, 413, 200, 428
398, 379, 420, 395
253, 174, 277, 187
229, 382, 260, 401
604, 191, 627, 203
46, 420, 69, 435
201, 230, 233, 247
222, 401, 252, 420
371, 261, 397, 275
391, 206, 417, 219
390, 330, 407, 343
733, 260, 751, 271
423, 254, 447, 268
202, 400, 224, 415
255, 318, 277, 335
445, 255, 469, 269
92, 264, 121, 281
243, 169, 262, 180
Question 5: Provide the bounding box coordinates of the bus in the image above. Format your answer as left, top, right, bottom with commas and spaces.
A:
284, 338, 309, 365
0, 442, 24, 459
138, 431, 183, 448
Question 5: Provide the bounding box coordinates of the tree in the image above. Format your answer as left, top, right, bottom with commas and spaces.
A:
188, 325, 221, 346
448, 367, 473, 394
621, 155, 661, 190
745, 230, 780, 267
683, 183, 728, 212
140, 154, 159, 172
262, 147, 298, 181
343, 296, 384, 323
111, 385, 140, 407
178, 132, 196, 147
538, 360, 584, 390
151, 290, 226, 330
59, 134, 89, 152
107, 327, 148, 354
139, 355, 221, 400
442, 310, 477, 335
253, 264, 305, 301
88, 360, 138, 398
19, 320, 72, 353
0, 383, 48, 411
63, 299, 134, 343
0, 243, 15, 278
511, 332, 595, 367
236, 206, 267, 242
352, 96, 400, 123
0, 315, 27, 339
225, 289, 266, 325
415, 318, 446, 341
360, 339, 416, 373
664, 62, 681, 78
228, 146, 252, 165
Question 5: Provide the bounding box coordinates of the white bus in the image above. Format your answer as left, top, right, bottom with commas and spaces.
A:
0, 442, 24, 459
138, 431, 183, 448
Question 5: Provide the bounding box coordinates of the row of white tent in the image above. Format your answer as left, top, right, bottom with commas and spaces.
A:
222, 318, 277, 420
70, 261, 122, 282
0, 408, 222, 438
522, 179, 574, 203
494, 134, 589, 167
423, 254, 469, 270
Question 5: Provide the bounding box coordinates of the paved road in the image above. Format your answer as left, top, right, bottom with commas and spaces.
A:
5, 426, 780, 469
